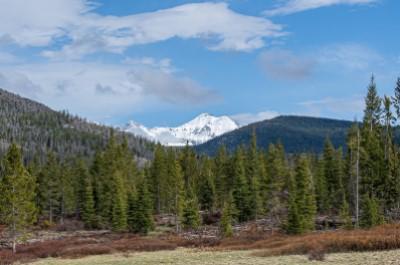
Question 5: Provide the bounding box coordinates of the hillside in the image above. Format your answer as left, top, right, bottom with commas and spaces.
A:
195, 116, 355, 155
0, 88, 154, 161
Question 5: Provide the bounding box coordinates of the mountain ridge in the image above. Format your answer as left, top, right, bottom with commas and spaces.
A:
124, 113, 239, 146
195, 115, 357, 155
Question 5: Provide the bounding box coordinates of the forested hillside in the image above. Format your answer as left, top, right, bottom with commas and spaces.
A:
196, 116, 355, 155
0, 88, 154, 161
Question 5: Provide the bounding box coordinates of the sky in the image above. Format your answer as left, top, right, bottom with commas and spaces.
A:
0, 0, 399, 127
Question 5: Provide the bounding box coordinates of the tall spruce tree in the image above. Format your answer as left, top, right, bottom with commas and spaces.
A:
198, 157, 216, 212
128, 175, 154, 234
294, 155, 317, 232
220, 192, 235, 238
111, 171, 128, 232
232, 147, 251, 222
0, 144, 36, 253
286, 174, 302, 234
182, 187, 201, 230
82, 175, 96, 229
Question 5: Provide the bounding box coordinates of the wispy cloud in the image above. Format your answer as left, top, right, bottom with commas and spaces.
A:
318, 43, 384, 70
298, 96, 364, 118
258, 49, 315, 80
264, 0, 378, 16
0, 59, 219, 123
258, 43, 385, 81
230, 111, 279, 126
0, 1, 285, 59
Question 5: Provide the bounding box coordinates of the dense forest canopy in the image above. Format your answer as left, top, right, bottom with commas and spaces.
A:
0, 88, 154, 162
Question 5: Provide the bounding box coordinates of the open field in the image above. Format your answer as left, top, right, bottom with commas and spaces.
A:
29, 248, 400, 265
3, 224, 400, 264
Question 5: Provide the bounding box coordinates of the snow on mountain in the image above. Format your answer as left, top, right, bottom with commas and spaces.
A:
124, 113, 239, 146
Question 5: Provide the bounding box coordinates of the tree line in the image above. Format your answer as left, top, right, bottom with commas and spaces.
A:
1, 76, 400, 253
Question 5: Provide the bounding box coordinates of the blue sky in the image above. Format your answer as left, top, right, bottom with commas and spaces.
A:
0, 0, 399, 127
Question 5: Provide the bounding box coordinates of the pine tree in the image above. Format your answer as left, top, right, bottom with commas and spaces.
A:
128, 175, 154, 234
198, 157, 216, 212
339, 197, 353, 230
232, 147, 251, 222
246, 131, 261, 219
214, 145, 228, 209
265, 143, 288, 222
39, 152, 61, 225
182, 187, 201, 230
0, 144, 37, 253
391, 77, 400, 121
150, 144, 167, 213
360, 195, 384, 228
314, 159, 328, 213
322, 138, 345, 212
220, 193, 235, 238
286, 174, 302, 234
360, 77, 385, 201
82, 175, 96, 229
165, 151, 185, 232
363, 75, 382, 131
111, 171, 128, 232
295, 156, 316, 232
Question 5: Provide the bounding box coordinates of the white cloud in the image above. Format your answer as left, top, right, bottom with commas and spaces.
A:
0, 59, 218, 123
264, 0, 378, 16
0, 0, 92, 46
258, 49, 315, 80
298, 96, 364, 118
0, 52, 20, 64
230, 111, 279, 126
318, 43, 384, 70
123, 57, 174, 73
1, 1, 285, 58
258, 44, 384, 81
0, 71, 41, 98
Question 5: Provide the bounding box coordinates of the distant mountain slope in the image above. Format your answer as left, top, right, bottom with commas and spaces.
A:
124, 113, 239, 146
0, 88, 154, 161
195, 116, 355, 155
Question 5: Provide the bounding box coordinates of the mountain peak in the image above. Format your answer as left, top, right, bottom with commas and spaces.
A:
124, 113, 239, 146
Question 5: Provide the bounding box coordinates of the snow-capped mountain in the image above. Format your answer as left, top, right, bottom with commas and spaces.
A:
124, 113, 239, 146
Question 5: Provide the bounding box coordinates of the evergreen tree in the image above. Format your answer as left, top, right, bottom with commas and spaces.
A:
182, 188, 201, 230
128, 175, 154, 234
220, 192, 235, 238
214, 145, 228, 208
82, 175, 96, 229
0, 144, 36, 253
322, 138, 345, 212
339, 197, 353, 230
232, 147, 251, 222
391, 77, 400, 121
265, 143, 288, 222
286, 174, 302, 234
314, 159, 328, 213
246, 131, 261, 219
150, 144, 167, 213
295, 156, 317, 232
363, 75, 382, 131
39, 152, 61, 224
360, 195, 384, 228
111, 171, 128, 232
198, 157, 216, 212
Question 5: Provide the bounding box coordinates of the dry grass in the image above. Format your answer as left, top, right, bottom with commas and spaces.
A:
245, 224, 400, 257
0, 234, 177, 264
3, 224, 400, 264
29, 248, 400, 265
